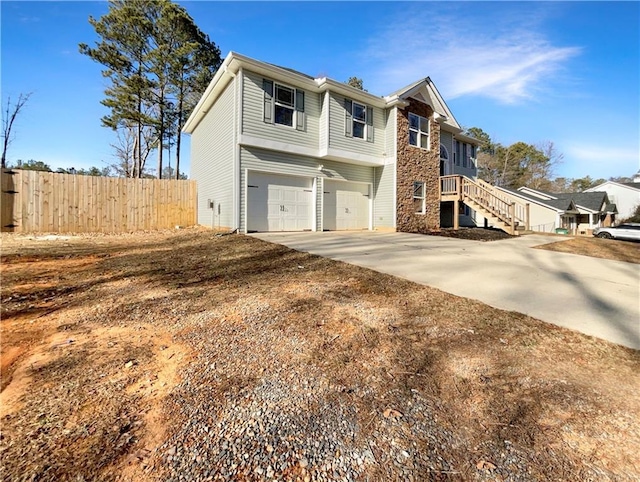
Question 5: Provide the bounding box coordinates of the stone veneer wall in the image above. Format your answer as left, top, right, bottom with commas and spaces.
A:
395, 98, 441, 232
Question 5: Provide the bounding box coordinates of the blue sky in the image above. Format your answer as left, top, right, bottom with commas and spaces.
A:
2, 1, 639, 180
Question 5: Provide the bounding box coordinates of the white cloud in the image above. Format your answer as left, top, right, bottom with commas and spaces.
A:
562, 144, 640, 178
362, 11, 581, 103
566, 145, 639, 163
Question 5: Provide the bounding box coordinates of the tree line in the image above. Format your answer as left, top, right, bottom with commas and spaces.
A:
4, 158, 186, 179
465, 127, 632, 192
79, 0, 221, 179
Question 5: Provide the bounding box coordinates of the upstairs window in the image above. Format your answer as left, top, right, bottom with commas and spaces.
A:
462, 143, 468, 168
274, 84, 294, 126
344, 99, 374, 142
263, 79, 305, 130
413, 181, 425, 214
409, 113, 429, 149
352, 102, 366, 138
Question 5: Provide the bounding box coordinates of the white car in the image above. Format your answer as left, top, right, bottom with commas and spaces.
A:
593, 223, 640, 241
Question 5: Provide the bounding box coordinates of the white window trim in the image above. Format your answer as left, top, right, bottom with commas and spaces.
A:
409, 113, 429, 150
352, 101, 367, 139
272, 81, 298, 129
413, 181, 426, 214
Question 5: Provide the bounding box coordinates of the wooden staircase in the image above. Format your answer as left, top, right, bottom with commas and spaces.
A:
440, 175, 529, 235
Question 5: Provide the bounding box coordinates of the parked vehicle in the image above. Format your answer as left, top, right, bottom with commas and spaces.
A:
593, 223, 640, 241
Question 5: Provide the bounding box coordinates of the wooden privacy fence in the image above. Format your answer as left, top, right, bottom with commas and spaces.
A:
1, 169, 197, 233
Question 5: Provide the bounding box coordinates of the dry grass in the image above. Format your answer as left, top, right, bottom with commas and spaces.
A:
536, 235, 640, 263
1, 228, 639, 480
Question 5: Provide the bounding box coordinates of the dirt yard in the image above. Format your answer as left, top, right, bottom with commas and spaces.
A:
1, 228, 639, 481
536, 235, 640, 264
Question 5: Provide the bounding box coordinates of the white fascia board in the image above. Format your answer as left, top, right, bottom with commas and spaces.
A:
231, 54, 319, 90
574, 204, 600, 214
496, 187, 564, 213
239, 134, 319, 159
586, 181, 640, 193
517, 186, 556, 200
319, 147, 385, 167
182, 52, 236, 134
315, 78, 388, 108
453, 132, 482, 144
382, 94, 410, 108
239, 133, 385, 167
426, 78, 461, 129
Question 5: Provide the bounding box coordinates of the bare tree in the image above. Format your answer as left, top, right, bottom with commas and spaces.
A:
1, 92, 32, 169
110, 123, 156, 177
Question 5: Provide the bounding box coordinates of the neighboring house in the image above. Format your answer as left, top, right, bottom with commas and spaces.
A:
183, 52, 482, 233
497, 186, 617, 234
584, 173, 640, 221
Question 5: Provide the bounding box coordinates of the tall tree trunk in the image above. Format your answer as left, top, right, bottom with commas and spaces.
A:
175, 93, 183, 180
157, 104, 164, 179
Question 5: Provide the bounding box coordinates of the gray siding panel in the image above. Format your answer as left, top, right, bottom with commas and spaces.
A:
440, 130, 453, 159
242, 70, 320, 149
373, 163, 395, 229
239, 147, 374, 232
319, 92, 328, 150
190, 79, 235, 229
328, 92, 386, 157
385, 108, 396, 158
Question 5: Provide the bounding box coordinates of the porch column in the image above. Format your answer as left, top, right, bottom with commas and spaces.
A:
453, 200, 460, 230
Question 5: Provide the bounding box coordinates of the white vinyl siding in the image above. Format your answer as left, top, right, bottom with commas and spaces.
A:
373, 163, 395, 228
239, 147, 373, 233
190, 79, 236, 229
328, 92, 385, 157
242, 70, 320, 150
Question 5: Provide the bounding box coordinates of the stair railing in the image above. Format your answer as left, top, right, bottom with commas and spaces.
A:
440, 176, 530, 233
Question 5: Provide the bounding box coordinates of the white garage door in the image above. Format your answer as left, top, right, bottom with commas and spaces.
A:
247, 172, 313, 232
323, 180, 370, 231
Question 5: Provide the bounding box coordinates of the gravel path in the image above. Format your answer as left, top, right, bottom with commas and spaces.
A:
135, 297, 599, 482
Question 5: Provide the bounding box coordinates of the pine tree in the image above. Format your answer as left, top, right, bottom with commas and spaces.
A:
80, 0, 221, 179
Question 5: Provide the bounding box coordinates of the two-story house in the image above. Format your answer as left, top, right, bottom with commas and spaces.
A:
183, 52, 485, 234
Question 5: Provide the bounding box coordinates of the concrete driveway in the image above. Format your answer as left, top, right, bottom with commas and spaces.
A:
253, 231, 640, 350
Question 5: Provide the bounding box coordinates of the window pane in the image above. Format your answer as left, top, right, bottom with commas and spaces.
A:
419, 117, 429, 132
275, 85, 294, 107
275, 105, 293, 126
353, 121, 365, 138
409, 113, 419, 130
353, 103, 366, 121
409, 130, 417, 146
440, 145, 448, 160
413, 181, 424, 198
420, 134, 429, 148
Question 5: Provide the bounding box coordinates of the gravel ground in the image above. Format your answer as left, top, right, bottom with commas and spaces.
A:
2, 229, 639, 482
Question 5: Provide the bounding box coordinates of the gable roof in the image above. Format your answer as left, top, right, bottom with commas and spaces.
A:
499, 186, 576, 212
509, 186, 613, 213
585, 180, 640, 193
384, 78, 462, 132
551, 191, 610, 212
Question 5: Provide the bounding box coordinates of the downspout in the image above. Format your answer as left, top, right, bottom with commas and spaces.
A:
227, 66, 240, 233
